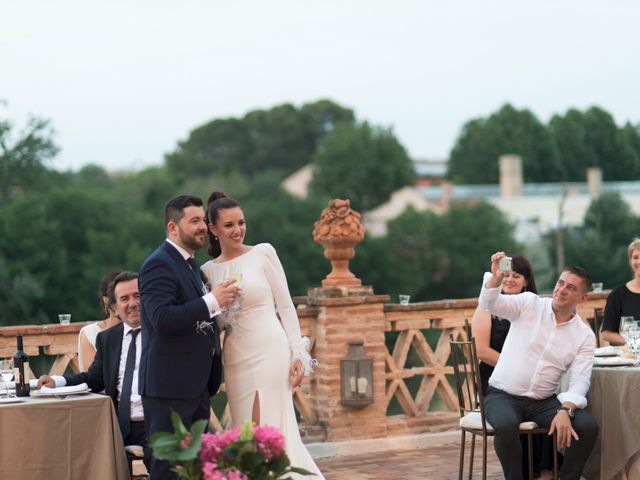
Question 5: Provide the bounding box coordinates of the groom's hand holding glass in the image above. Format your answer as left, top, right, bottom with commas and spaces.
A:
213, 278, 242, 308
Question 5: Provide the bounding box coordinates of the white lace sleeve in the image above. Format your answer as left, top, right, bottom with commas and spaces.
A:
261, 243, 317, 375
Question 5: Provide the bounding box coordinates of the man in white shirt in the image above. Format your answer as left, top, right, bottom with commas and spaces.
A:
38, 272, 151, 471
479, 252, 599, 480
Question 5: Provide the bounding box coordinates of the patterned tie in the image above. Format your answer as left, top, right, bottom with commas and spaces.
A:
187, 257, 205, 292
118, 328, 140, 440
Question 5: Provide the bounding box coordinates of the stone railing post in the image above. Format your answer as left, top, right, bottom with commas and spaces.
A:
305, 199, 390, 441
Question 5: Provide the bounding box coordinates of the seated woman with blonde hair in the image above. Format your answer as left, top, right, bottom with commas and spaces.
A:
601, 238, 640, 346
77, 270, 122, 371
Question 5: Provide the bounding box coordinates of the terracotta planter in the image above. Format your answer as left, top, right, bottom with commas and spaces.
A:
313, 199, 365, 287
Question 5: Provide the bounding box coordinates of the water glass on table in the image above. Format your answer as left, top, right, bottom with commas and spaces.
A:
627, 324, 640, 355
58, 313, 71, 325
0, 359, 13, 397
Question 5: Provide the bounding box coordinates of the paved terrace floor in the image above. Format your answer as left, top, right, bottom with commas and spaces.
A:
314, 435, 503, 480
131, 433, 504, 479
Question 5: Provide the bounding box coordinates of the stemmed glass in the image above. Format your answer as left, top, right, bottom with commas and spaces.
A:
627, 323, 640, 355
227, 262, 243, 289
0, 359, 14, 398
220, 263, 243, 331
620, 316, 636, 345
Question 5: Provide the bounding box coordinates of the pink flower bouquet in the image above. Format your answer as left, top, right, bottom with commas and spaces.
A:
150, 411, 314, 480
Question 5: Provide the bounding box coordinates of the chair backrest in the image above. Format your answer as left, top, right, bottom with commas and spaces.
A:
449, 334, 490, 432
463, 318, 472, 341
593, 308, 603, 348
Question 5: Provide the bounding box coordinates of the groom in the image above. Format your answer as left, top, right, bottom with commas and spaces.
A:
139, 194, 240, 480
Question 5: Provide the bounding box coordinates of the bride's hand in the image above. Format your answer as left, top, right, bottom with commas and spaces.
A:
289, 359, 303, 388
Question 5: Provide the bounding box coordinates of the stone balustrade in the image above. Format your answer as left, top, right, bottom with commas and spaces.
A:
0, 290, 608, 443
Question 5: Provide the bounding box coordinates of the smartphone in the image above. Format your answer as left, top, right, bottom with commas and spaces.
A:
498, 256, 512, 272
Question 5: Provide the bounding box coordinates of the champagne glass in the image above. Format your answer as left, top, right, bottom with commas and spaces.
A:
0, 359, 13, 398
228, 262, 243, 289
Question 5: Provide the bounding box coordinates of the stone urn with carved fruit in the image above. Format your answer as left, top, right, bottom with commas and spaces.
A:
313, 199, 365, 287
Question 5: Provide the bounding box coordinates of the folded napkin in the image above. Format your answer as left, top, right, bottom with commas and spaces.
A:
593, 356, 636, 367
5, 379, 39, 389
39, 383, 90, 394
594, 346, 618, 357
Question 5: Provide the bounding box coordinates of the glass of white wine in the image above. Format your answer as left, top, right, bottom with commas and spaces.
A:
228, 262, 243, 289
0, 359, 14, 398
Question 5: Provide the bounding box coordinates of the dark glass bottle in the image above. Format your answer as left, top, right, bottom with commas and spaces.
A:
14, 335, 30, 397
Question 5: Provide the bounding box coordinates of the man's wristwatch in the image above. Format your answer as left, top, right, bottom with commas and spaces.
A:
557, 406, 575, 419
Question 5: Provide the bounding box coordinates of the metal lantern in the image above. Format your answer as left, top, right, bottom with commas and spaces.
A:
340, 340, 373, 407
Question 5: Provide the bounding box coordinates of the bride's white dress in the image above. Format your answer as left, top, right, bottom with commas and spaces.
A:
201, 243, 324, 479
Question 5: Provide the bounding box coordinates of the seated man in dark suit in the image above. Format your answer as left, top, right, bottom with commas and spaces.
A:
38, 271, 151, 471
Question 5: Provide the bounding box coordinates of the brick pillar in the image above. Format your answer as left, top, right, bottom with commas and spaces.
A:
307, 285, 390, 441
308, 199, 392, 441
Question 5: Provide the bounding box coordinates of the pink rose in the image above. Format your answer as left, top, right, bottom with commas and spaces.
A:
253, 424, 285, 460
202, 462, 226, 480
226, 470, 248, 480
180, 432, 192, 449
200, 428, 240, 464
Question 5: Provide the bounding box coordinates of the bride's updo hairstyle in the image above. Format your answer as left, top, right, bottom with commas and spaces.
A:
206, 191, 241, 258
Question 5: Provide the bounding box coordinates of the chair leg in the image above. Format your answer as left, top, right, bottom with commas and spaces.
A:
553, 431, 559, 480
469, 433, 476, 480
459, 430, 466, 480
482, 435, 488, 480
126, 455, 134, 479
527, 433, 534, 480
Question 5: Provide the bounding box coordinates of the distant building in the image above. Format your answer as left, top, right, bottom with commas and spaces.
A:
281, 158, 447, 200
281, 164, 313, 199
362, 186, 444, 237
413, 158, 448, 186
375, 155, 640, 243
281, 156, 638, 244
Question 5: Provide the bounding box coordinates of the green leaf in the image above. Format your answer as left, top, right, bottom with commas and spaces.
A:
286, 466, 317, 475
170, 410, 189, 438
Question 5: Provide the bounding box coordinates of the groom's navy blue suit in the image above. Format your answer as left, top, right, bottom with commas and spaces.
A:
139, 241, 222, 480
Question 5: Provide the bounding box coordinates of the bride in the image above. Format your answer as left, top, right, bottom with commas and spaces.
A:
201, 191, 324, 479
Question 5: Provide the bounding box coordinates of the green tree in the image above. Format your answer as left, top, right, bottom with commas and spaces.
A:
0, 108, 59, 201
354, 202, 518, 301
550, 107, 640, 180
548, 192, 640, 291
309, 122, 415, 212
0, 256, 47, 325
448, 103, 561, 184
165, 99, 355, 181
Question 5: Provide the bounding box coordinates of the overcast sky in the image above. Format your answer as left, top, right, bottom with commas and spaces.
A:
1, 0, 638, 171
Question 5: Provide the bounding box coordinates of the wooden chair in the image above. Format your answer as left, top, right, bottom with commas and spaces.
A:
124, 445, 146, 479
449, 335, 559, 480
592, 308, 603, 348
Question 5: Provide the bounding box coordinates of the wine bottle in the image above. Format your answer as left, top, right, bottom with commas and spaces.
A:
14, 335, 30, 397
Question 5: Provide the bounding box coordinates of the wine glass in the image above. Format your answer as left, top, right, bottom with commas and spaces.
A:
0, 359, 13, 398
621, 316, 635, 345
227, 262, 243, 289
628, 323, 640, 355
